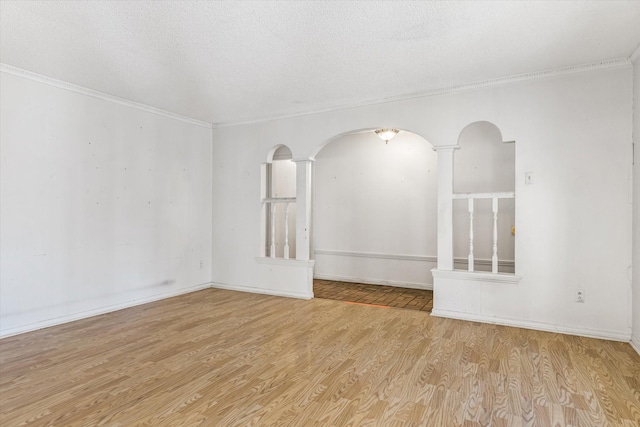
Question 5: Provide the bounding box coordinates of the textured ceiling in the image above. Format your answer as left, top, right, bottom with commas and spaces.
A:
2, 1, 640, 126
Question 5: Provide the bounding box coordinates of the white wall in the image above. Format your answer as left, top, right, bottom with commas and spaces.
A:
212, 65, 633, 340
632, 52, 640, 353
0, 70, 213, 337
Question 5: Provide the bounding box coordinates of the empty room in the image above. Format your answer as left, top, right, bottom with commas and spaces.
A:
1, 1, 640, 426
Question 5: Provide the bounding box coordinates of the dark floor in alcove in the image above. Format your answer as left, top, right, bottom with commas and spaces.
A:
313, 279, 433, 312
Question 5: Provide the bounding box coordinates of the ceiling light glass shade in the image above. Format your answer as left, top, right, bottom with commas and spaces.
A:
375, 128, 399, 144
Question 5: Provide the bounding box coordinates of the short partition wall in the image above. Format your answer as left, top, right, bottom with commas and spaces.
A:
313, 249, 516, 290
251, 145, 316, 300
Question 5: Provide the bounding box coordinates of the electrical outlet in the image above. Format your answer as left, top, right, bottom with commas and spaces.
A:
576, 289, 585, 303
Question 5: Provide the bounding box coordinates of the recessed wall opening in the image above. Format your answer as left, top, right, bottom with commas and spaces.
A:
453, 121, 516, 273
312, 129, 437, 296
261, 145, 297, 259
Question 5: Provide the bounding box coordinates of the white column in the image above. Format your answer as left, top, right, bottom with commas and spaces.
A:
294, 159, 313, 261
284, 202, 290, 259
492, 197, 499, 273
270, 203, 276, 258
259, 163, 269, 257
434, 146, 457, 270
468, 198, 474, 272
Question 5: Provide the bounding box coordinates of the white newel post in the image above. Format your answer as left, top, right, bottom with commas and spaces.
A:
492, 197, 499, 273
284, 202, 290, 259
259, 162, 268, 257
435, 146, 457, 270
468, 198, 474, 272
294, 159, 313, 261
270, 203, 276, 258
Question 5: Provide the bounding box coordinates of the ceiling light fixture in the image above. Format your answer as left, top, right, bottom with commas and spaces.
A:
375, 128, 399, 144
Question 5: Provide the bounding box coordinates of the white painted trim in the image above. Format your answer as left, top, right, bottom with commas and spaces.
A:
313, 273, 433, 291
432, 268, 521, 284
213, 58, 631, 128
315, 249, 434, 262
431, 308, 632, 342
0, 63, 213, 129
262, 197, 297, 204
210, 282, 313, 299
630, 43, 640, 62
0, 282, 213, 339
454, 258, 515, 269
631, 335, 640, 356
452, 192, 515, 199
314, 249, 515, 268
255, 257, 315, 268
432, 145, 460, 152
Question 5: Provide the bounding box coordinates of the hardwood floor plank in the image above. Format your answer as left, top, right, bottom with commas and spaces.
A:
1, 288, 639, 426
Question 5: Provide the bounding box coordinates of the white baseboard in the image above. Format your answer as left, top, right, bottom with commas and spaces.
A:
313, 273, 433, 291
314, 249, 435, 262
0, 282, 213, 339
211, 282, 313, 300
314, 249, 514, 269
431, 308, 631, 342
631, 335, 640, 356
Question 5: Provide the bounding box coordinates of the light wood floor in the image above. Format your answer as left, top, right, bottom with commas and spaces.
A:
1, 289, 639, 426
313, 279, 433, 312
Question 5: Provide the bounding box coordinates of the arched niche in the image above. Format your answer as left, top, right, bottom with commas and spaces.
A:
261, 144, 296, 258
454, 121, 514, 193
267, 145, 295, 198
453, 121, 515, 273
267, 144, 293, 163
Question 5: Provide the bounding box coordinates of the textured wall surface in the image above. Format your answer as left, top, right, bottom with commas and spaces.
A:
213, 66, 633, 340
0, 71, 213, 336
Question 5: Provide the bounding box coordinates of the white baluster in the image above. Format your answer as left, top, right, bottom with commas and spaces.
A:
284, 202, 290, 259
468, 198, 474, 272
492, 197, 498, 273
270, 203, 276, 258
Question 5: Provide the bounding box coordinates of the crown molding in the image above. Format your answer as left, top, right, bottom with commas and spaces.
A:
213, 57, 631, 128
630, 43, 640, 62
0, 63, 213, 129
2, 58, 629, 131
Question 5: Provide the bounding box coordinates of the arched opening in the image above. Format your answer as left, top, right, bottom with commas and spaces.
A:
311, 128, 437, 307
453, 121, 515, 273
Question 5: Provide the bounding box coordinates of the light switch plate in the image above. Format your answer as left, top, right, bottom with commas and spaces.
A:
525, 172, 534, 185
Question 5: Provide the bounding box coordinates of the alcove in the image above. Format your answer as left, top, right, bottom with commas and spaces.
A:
453, 121, 515, 273
261, 145, 296, 259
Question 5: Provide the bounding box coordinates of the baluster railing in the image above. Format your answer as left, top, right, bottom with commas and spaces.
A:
262, 197, 296, 259
452, 192, 514, 274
